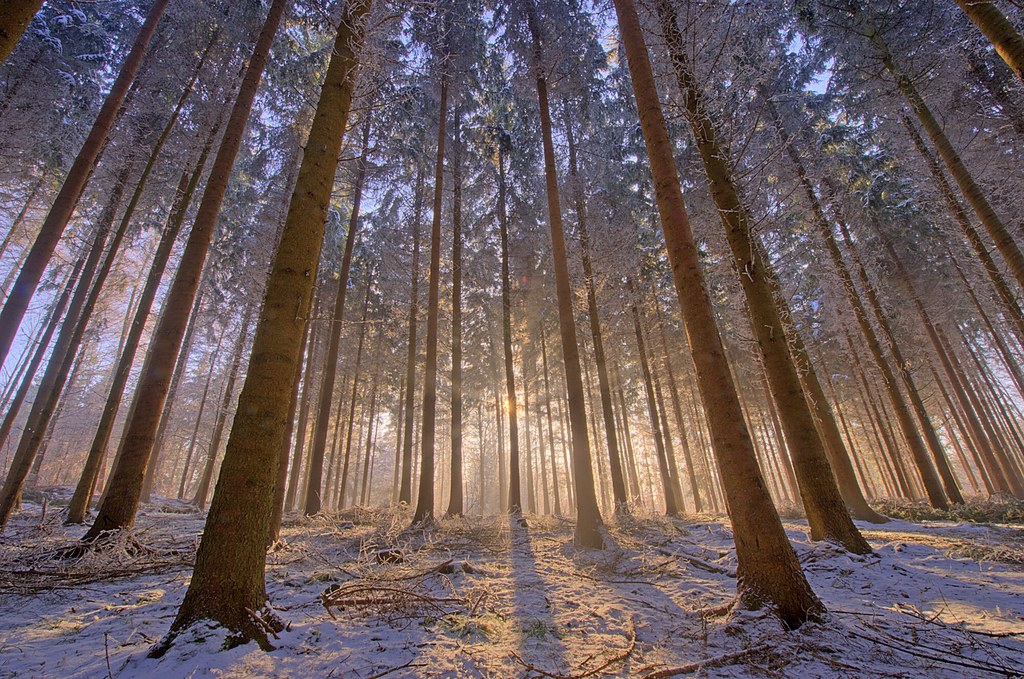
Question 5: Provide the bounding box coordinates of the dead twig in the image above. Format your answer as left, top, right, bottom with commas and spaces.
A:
845, 629, 1021, 676
510, 622, 637, 679
640, 644, 772, 679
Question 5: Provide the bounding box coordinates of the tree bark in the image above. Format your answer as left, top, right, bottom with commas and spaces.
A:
783, 140, 950, 510
864, 16, 1024, 292
0, 0, 42, 66
68, 78, 221, 523
0, 256, 83, 453
0, 164, 131, 532
192, 307, 254, 509
399, 166, 425, 505
446, 106, 464, 518
657, 0, 869, 549
563, 109, 628, 514
957, 0, 1024, 83
496, 147, 522, 515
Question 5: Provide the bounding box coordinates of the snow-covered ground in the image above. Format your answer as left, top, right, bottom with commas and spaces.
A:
0, 494, 1022, 677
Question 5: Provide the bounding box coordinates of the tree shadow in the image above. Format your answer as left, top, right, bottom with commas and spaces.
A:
506, 516, 572, 675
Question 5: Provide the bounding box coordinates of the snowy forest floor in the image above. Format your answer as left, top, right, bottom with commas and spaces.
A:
0, 492, 1023, 677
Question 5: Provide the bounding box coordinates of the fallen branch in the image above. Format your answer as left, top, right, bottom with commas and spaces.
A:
640, 644, 772, 679
845, 629, 1021, 676
510, 622, 637, 679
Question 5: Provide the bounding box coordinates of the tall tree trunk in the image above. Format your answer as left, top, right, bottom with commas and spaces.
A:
525, 1, 603, 547
391, 375, 405, 504
140, 273, 208, 501
631, 293, 679, 516
656, 313, 702, 513
610, 0, 823, 626
0, 0, 42, 66
274, 293, 319, 537
303, 114, 371, 516
193, 307, 254, 509
657, 0, 869, 549
285, 293, 320, 512
411, 66, 448, 526
177, 338, 222, 499
496, 147, 522, 514
563, 108, 628, 514
0, 176, 44, 266
85, 0, 286, 542
957, 0, 1024, 83
399, 166, 425, 505
900, 113, 1024, 347
838, 220, 964, 504
162, 0, 371, 648
446, 107, 464, 518
540, 329, 562, 516
0, 0, 169, 367
338, 276, 373, 509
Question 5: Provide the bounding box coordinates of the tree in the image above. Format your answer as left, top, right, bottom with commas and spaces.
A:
957, 0, 1024, 83
524, 0, 603, 548
160, 0, 373, 649
609, 0, 824, 627
0, 0, 43, 66
83, 0, 286, 541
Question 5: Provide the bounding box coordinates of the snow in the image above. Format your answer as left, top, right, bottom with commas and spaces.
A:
1, 496, 1022, 678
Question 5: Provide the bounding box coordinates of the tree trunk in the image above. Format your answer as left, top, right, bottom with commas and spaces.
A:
177, 338, 222, 499
631, 294, 679, 516
0, 163, 132, 532
303, 113, 371, 515
0, 256, 83, 453
0, 0, 42, 66
337, 276, 373, 509
411, 67, 448, 526
657, 0, 869, 549
140, 272, 208, 501
655, 314, 702, 513
837, 220, 964, 504
162, 0, 370, 648
446, 107, 464, 518
85, 0, 286, 542
957, 0, 1024, 83
610, 0, 823, 626
496, 147, 522, 515
525, 1, 603, 547
285, 293, 319, 511
193, 306, 254, 509
563, 109, 628, 514
540, 329, 562, 516
900, 112, 1024, 347
399, 166, 425, 505
0, 0, 169, 368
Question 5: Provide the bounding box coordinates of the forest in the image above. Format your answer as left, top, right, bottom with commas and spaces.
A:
0, 0, 1023, 676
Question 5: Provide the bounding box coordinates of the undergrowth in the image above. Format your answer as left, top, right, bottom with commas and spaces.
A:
872, 495, 1024, 525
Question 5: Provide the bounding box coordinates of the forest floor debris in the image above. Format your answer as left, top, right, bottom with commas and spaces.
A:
0, 494, 1022, 677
